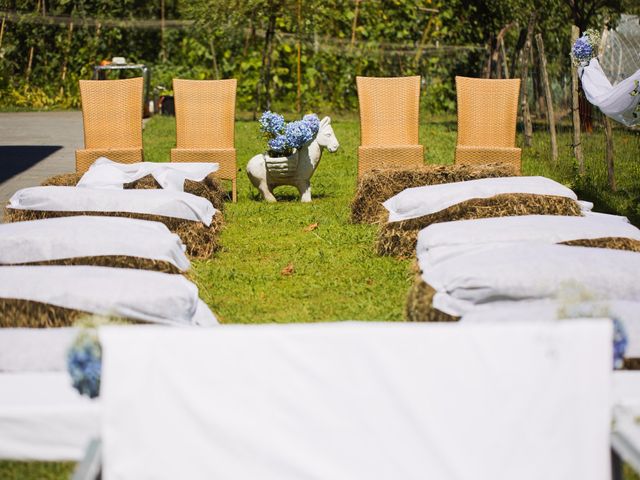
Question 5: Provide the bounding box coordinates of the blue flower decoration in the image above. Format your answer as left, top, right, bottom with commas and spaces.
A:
302, 114, 320, 136
284, 120, 313, 150
268, 134, 289, 154
259, 111, 285, 136
67, 332, 102, 399
572, 37, 593, 62
613, 318, 628, 370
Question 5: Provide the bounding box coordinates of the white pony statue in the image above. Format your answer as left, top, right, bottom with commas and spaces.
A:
246, 116, 339, 202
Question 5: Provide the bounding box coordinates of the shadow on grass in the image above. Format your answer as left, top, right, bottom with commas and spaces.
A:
0, 145, 62, 183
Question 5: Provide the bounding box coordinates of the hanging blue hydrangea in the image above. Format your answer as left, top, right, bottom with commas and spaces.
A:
67, 331, 102, 399
613, 317, 628, 370
268, 134, 288, 154
570, 29, 600, 66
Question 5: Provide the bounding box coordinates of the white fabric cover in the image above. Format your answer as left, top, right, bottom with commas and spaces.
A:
0, 328, 77, 372
584, 211, 631, 224
8, 186, 216, 226
77, 157, 219, 191
460, 299, 640, 357
420, 243, 640, 317
0, 371, 100, 461
383, 176, 580, 222
579, 59, 640, 127
0, 216, 190, 271
417, 214, 640, 267
100, 322, 612, 480
612, 371, 640, 474
0, 266, 218, 326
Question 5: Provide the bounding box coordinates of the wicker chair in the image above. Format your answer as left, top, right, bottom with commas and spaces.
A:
171, 78, 238, 202
76, 78, 144, 174
455, 77, 522, 172
356, 76, 424, 178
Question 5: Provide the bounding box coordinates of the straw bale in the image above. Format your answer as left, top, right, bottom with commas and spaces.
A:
41, 172, 225, 211
350, 162, 519, 224
3, 208, 224, 260
376, 194, 582, 258
0, 298, 137, 328
405, 274, 458, 323
560, 237, 640, 253
6, 256, 181, 274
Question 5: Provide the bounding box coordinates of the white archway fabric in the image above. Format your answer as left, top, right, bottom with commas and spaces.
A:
579, 58, 640, 127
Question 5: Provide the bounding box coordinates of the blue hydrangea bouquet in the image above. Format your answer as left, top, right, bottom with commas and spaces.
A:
67, 329, 102, 399
259, 111, 320, 157
571, 29, 600, 67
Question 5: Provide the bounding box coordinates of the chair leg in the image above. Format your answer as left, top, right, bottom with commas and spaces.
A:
232, 179, 237, 203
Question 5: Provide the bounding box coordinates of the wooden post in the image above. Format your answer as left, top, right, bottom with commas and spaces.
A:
25, 46, 34, 84
59, 22, 74, 97
296, 0, 302, 113
519, 13, 536, 147
603, 116, 616, 191
160, 0, 166, 62
0, 15, 6, 50
570, 25, 584, 174
535, 33, 558, 162
499, 37, 509, 79
350, 0, 360, 46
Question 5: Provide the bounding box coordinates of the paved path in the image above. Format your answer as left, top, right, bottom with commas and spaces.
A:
0, 111, 83, 221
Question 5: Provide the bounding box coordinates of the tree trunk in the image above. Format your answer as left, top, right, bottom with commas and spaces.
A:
59, 22, 74, 97
160, 0, 166, 62
25, 46, 34, 84
499, 37, 509, 79
570, 25, 584, 174
519, 12, 536, 147
0, 15, 6, 50
535, 33, 558, 162
350, 0, 360, 46
296, 0, 302, 113
603, 115, 616, 191
255, 5, 278, 116
209, 39, 220, 80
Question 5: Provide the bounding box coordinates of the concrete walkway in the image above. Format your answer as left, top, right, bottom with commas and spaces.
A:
0, 111, 83, 220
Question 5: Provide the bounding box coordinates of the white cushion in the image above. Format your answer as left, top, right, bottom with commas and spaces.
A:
8, 186, 216, 226
0, 265, 217, 326
100, 322, 611, 480
77, 156, 219, 191
417, 214, 640, 267
0, 216, 190, 271
420, 243, 640, 317
383, 176, 580, 222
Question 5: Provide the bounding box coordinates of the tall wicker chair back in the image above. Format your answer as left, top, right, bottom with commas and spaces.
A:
171, 78, 238, 202
76, 78, 144, 173
356, 76, 424, 178
455, 77, 522, 172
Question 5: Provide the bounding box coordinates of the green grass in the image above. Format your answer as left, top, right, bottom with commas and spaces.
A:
1, 114, 638, 479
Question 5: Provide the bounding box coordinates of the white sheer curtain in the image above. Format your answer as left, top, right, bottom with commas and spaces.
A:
579, 58, 640, 127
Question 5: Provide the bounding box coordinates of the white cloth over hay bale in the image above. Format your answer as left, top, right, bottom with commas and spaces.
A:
417, 215, 640, 267
77, 156, 219, 191
99, 322, 611, 480
0, 266, 217, 326
420, 243, 640, 318
383, 176, 584, 222
460, 299, 640, 359
8, 186, 216, 226
0, 371, 100, 461
0, 216, 190, 271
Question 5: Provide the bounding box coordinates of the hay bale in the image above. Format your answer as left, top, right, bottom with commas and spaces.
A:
376, 194, 582, 258
8, 256, 181, 274
405, 274, 458, 323
560, 237, 640, 253
3, 208, 224, 260
351, 163, 519, 224
40, 173, 225, 211
0, 298, 137, 328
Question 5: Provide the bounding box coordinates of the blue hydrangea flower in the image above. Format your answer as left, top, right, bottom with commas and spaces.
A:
259, 111, 285, 136
613, 318, 628, 369
302, 114, 320, 136
284, 120, 313, 150
67, 332, 102, 399
268, 134, 289, 154
572, 37, 593, 63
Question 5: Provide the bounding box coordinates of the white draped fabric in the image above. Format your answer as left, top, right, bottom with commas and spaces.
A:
0, 266, 218, 326
8, 186, 216, 226
419, 243, 640, 317
100, 322, 611, 480
383, 176, 582, 223
0, 216, 190, 271
0, 328, 77, 372
77, 157, 219, 191
579, 59, 640, 126
416, 214, 640, 267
